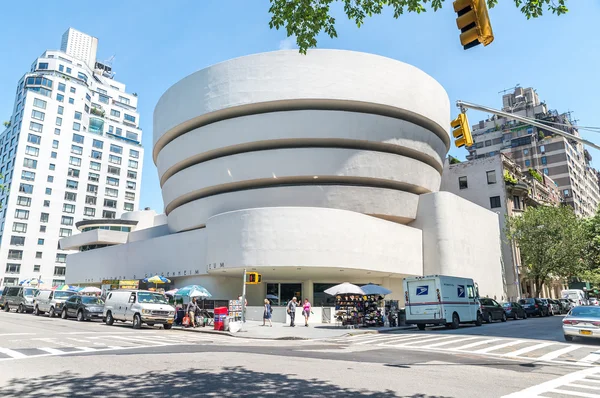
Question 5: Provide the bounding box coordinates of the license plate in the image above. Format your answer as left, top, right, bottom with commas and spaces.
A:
580, 330, 593, 336
167, 319, 173, 324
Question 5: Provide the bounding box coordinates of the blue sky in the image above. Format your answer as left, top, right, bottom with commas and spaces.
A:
0, 0, 598, 212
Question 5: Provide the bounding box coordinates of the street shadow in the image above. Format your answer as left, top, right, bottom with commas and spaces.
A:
0, 366, 452, 398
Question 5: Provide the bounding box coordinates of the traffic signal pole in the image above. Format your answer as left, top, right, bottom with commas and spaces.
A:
456, 100, 600, 152
241, 268, 247, 328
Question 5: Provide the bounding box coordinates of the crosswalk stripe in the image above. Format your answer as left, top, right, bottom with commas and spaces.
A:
391, 335, 457, 347
567, 383, 600, 391
0, 347, 27, 359
420, 336, 480, 349
75, 347, 96, 352
537, 345, 581, 361
355, 335, 416, 345
108, 336, 172, 345
503, 342, 554, 357
377, 335, 433, 346
450, 338, 502, 351
577, 353, 600, 366
38, 347, 64, 355
550, 388, 600, 398
473, 340, 524, 354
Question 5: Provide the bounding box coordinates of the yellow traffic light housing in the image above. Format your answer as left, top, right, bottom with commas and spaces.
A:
451, 113, 473, 148
245, 272, 262, 285
453, 0, 494, 50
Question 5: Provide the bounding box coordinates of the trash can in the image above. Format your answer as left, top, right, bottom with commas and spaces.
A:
214, 307, 228, 331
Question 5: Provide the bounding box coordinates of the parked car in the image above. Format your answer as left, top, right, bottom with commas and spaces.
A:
518, 298, 549, 317
103, 290, 175, 329
589, 298, 599, 306
3, 286, 39, 313
479, 298, 507, 323
563, 306, 600, 341
558, 299, 573, 314
0, 287, 6, 309
502, 302, 527, 320
61, 295, 105, 321
33, 289, 76, 317
541, 299, 561, 316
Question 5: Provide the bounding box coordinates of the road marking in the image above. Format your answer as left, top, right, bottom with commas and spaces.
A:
503, 342, 554, 357
567, 383, 600, 390
38, 347, 64, 355
375, 335, 434, 346
75, 347, 96, 352
550, 389, 600, 397
0, 333, 36, 337
537, 345, 581, 361
394, 335, 457, 347
355, 335, 419, 345
577, 353, 600, 365
450, 338, 503, 351
473, 340, 524, 354
502, 367, 600, 397
0, 347, 27, 359
420, 336, 480, 348
107, 335, 173, 346
67, 338, 91, 343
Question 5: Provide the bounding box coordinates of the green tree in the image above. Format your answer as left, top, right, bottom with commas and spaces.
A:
269, 0, 569, 53
582, 209, 600, 282
506, 205, 584, 296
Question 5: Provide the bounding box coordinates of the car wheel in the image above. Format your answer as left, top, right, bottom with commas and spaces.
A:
475, 312, 483, 326
564, 334, 574, 342
501, 313, 507, 322
133, 314, 142, 329
105, 311, 114, 325
163, 324, 172, 330
77, 310, 84, 322
487, 313, 493, 323
48, 306, 55, 318
61, 309, 67, 319
18, 304, 24, 314
513, 312, 518, 320
417, 324, 426, 331
450, 313, 460, 329
523, 312, 527, 319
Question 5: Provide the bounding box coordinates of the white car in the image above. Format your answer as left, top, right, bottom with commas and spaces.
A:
563, 306, 600, 341
103, 290, 175, 329
589, 298, 599, 306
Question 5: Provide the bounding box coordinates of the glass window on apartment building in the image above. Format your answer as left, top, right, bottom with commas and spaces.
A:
525, 160, 531, 167
459, 176, 468, 189
540, 145, 546, 153
543, 168, 549, 175
486, 171, 496, 184
523, 149, 529, 155
541, 156, 547, 165
513, 196, 521, 210
490, 196, 501, 209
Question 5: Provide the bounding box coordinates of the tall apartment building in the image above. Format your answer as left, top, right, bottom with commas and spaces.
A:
0, 28, 143, 287
441, 154, 564, 300
466, 86, 600, 217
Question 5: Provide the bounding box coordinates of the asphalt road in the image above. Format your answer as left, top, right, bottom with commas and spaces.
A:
0, 311, 598, 397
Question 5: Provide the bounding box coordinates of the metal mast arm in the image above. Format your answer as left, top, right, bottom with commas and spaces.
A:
456, 100, 600, 152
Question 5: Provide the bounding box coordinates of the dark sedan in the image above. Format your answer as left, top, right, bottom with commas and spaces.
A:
502, 302, 527, 320
518, 298, 549, 317
61, 295, 104, 321
479, 298, 507, 323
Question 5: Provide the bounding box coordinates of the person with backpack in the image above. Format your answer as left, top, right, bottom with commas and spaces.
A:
263, 298, 273, 327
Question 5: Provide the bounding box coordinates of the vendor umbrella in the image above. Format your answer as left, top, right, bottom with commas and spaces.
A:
143, 275, 171, 289
165, 288, 179, 297
324, 282, 365, 296
360, 284, 392, 296
80, 286, 102, 294
175, 285, 212, 299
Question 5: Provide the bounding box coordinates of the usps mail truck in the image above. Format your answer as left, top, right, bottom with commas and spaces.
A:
404, 275, 483, 330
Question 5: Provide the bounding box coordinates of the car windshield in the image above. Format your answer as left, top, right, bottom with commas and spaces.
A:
23, 288, 38, 297
502, 303, 511, 307
54, 291, 75, 299
570, 307, 600, 318
137, 292, 168, 304
519, 299, 534, 304
82, 297, 104, 305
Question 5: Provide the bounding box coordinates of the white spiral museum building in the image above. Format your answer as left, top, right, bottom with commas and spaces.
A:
62, 50, 506, 319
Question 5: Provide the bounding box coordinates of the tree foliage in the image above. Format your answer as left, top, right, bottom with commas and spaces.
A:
268, 0, 569, 53
506, 205, 584, 295
582, 209, 600, 276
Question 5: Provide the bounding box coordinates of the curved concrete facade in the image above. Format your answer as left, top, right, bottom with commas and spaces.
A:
153, 50, 451, 233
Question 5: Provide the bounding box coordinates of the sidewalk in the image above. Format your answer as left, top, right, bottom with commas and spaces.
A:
173, 320, 415, 340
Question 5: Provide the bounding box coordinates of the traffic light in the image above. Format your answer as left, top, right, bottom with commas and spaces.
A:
451, 113, 473, 148
453, 0, 494, 50
245, 272, 262, 285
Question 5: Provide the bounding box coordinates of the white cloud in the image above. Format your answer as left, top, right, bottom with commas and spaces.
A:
278, 36, 297, 50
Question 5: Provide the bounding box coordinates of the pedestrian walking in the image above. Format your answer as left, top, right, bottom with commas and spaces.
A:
287, 297, 298, 327
302, 298, 312, 327
263, 298, 273, 327
187, 297, 199, 328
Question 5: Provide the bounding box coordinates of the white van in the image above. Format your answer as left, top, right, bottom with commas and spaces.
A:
33, 289, 77, 317
404, 275, 483, 330
561, 289, 587, 306
103, 290, 175, 329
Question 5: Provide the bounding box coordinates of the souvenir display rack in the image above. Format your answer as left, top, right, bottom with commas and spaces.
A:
363, 295, 385, 327
335, 294, 364, 326
228, 299, 242, 321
